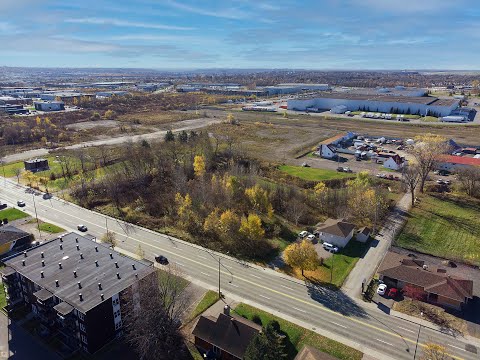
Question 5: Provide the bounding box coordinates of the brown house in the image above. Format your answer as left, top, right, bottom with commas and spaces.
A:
192, 307, 261, 360
294, 345, 338, 360
378, 252, 473, 310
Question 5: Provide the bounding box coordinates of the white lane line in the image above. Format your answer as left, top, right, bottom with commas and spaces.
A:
448, 344, 466, 352
250, 274, 261, 279
259, 294, 271, 300
397, 326, 416, 334
330, 321, 347, 329
376, 339, 394, 346
197, 255, 207, 259
280, 284, 294, 291
175, 262, 185, 267
292, 307, 306, 313
200, 272, 211, 277
229, 283, 239, 288
174, 247, 184, 251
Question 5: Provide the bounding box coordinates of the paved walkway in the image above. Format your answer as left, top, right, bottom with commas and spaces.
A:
342, 191, 412, 299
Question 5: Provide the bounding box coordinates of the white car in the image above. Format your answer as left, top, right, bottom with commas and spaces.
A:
322, 242, 339, 253
377, 283, 387, 296
298, 231, 309, 238
307, 234, 316, 241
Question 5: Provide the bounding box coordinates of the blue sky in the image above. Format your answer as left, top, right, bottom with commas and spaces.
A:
0, 0, 479, 69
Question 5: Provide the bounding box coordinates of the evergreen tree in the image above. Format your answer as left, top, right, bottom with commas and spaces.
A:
165, 130, 175, 142
244, 320, 287, 360
178, 130, 188, 142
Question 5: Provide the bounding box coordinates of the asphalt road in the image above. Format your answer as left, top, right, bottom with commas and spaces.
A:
1, 179, 479, 360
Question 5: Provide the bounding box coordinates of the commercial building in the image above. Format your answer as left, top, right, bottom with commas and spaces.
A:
436, 155, 480, 172
0, 104, 28, 115
24, 158, 49, 172
264, 83, 330, 96
95, 91, 129, 99
1, 233, 156, 354
288, 93, 459, 117
34, 101, 65, 112
39, 92, 84, 101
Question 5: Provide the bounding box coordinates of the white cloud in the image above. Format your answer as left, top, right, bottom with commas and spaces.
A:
352, 0, 464, 13
65, 17, 194, 31
165, 0, 250, 20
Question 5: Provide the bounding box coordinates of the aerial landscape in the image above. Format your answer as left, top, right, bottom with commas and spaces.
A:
1, 1, 480, 360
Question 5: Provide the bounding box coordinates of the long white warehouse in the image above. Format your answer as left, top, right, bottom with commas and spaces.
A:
288, 93, 458, 117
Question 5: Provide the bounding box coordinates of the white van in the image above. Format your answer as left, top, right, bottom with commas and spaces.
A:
322, 242, 339, 253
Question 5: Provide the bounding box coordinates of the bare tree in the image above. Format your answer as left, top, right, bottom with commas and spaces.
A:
101, 231, 117, 249
456, 167, 480, 197
286, 198, 308, 226
123, 268, 190, 360
13, 168, 22, 183
403, 164, 421, 207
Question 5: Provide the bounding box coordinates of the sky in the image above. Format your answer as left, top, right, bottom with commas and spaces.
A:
0, 0, 479, 70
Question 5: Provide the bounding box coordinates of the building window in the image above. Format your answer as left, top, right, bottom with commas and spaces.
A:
77, 312, 85, 321
115, 321, 122, 330
79, 323, 86, 332
81, 335, 88, 345
212, 345, 221, 355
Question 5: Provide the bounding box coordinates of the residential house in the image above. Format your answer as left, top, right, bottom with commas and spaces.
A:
192, 306, 261, 360
356, 227, 371, 243
437, 155, 480, 172
383, 155, 406, 171
0, 226, 33, 256
316, 132, 356, 159
0, 232, 156, 354
294, 345, 338, 360
378, 252, 473, 310
314, 218, 356, 248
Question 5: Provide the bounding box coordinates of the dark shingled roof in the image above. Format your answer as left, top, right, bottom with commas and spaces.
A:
294, 345, 338, 360
5, 232, 155, 313
316, 218, 355, 238
378, 252, 473, 302
0, 225, 30, 246
192, 313, 261, 359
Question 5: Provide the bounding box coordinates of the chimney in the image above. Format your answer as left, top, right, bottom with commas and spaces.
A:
78, 281, 82, 289
41, 252, 44, 258
98, 283, 102, 290
58, 263, 62, 269
79, 293, 83, 301
223, 305, 231, 317
76, 245, 80, 251
116, 272, 121, 279
22, 260, 25, 266
95, 246, 98, 252
73, 270, 77, 278
80, 253, 84, 260
100, 294, 104, 301
55, 280, 59, 287
95, 260, 99, 267
42, 260, 45, 267
109, 253, 113, 259
41, 271, 44, 278
115, 262, 119, 268
132, 264, 136, 270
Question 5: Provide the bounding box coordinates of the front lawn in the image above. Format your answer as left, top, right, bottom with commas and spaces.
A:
189, 290, 219, 321
38, 222, 65, 234
0, 208, 29, 221
234, 303, 362, 360
279, 165, 354, 182
395, 194, 480, 266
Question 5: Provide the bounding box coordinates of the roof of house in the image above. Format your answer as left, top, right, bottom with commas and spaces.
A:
378, 252, 473, 302
0, 226, 30, 246
316, 218, 356, 238
439, 155, 480, 167
320, 134, 346, 145
358, 227, 371, 236
294, 345, 338, 360
192, 313, 261, 359
4, 232, 155, 313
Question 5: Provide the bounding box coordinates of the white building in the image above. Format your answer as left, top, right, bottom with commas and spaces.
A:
264, 83, 329, 95
315, 219, 356, 248
316, 132, 356, 159
383, 156, 406, 171
356, 227, 372, 243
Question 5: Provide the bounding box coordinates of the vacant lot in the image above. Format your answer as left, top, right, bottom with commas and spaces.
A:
279, 165, 354, 182
235, 303, 362, 360
395, 194, 480, 266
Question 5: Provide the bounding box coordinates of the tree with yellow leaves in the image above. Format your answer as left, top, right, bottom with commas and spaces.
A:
245, 185, 274, 217
21, 170, 35, 187
420, 343, 448, 360
175, 193, 197, 231
193, 155, 206, 177
284, 240, 318, 276
219, 209, 240, 238
239, 214, 265, 240
203, 208, 221, 236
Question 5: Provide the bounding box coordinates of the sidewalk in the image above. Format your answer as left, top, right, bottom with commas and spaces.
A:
342, 191, 412, 299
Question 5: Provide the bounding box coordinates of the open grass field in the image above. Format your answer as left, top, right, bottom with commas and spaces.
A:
0, 208, 29, 221
38, 222, 65, 234
395, 194, 480, 266
279, 165, 354, 182
234, 303, 363, 360
117, 110, 201, 127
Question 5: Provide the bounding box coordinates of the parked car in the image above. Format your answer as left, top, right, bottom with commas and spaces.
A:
307, 234, 316, 241
436, 179, 445, 185
17, 200, 25, 207
322, 242, 339, 253
337, 167, 344, 172
343, 167, 352, 173
377, 283, 387, 296
387, 288, 399, 298
155, 255, 169, 265
298, 230, 309, 238
77, 224, 88, 232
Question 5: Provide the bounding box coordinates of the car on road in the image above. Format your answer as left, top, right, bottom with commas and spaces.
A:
322, 242, 339, 253
77, 224, 88, 232
307, 234, 316, 241
17, 200, 26, 207
42, 193, 52, 200
343, 167, 352, 173
155, 255, 169, 265
377, 283, 387, 296
298, 230, 309, 238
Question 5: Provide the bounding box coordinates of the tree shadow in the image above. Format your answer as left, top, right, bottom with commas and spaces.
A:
304, 276, 368, 318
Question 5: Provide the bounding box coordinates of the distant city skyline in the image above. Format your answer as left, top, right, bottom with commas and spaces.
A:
1, 0, 479, 69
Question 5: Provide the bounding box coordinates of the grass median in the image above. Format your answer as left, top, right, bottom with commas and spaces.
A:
0, 208, 29, 221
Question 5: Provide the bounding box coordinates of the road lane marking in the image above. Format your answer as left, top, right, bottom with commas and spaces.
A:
250, 274, 261, 279
200, 272, 211, 277
376, 339, 394, 346
448, 344, 466, 352
197, 255, 207, 259
259, 295, 271, 300
292, 307, 306, 313
330, 321, 347, 329
228, 283, 239, 288
0, 182, 466, 360
175, 262, 185, 267
397, 326, 416, 334
280, 284, 294, 291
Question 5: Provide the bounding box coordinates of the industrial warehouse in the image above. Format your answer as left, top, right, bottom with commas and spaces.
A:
288, 92, 459, 117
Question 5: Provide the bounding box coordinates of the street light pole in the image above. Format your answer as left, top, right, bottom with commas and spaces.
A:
32, 193, 42, 242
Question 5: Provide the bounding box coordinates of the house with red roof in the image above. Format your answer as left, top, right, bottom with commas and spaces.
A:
437, 155, 480, 172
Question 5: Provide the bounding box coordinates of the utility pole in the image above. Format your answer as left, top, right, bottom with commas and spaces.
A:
218, 258, 221, 299
32, 194, 42, 242
330, 253, 335, 284
413, 324, 422, 359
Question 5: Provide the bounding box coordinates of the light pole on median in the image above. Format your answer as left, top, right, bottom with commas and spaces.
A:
32, 193, 42, 242
205, 250, 233, 299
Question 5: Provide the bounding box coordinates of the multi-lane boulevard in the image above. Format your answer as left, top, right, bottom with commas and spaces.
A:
1, 178, 478, 360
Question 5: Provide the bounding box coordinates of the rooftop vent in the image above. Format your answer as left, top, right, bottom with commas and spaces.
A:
100, 294, 104, 301
73, 270, 77, 278
135, 273, 138, 278
79, 293, 83, 302
95, 260, 99, 267
95, 246, 98, 252
24, 251, 27, 257
115, 262, 119, 268
80, 253, 84, 260
22, 260, 25, 266
60, 244, 63, 250
78, 281, 82, 289
116, 272, 121, 279
423, 265, 428, 270
40, 271, 44, 278
41, 252, 44, 258
58, 263, 62, 269
75, 238, 79, 243
55, 280, 59, 287
76, 245, 80, 251
132, 264, 136, 270
42, 260, 45, 267
98, 283, 102, 290
109, 253, 113, 259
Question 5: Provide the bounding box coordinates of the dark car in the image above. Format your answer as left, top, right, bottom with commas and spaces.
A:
155, 255, 169, 265
43, 193, 52, 200
77, 224, 88, 232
